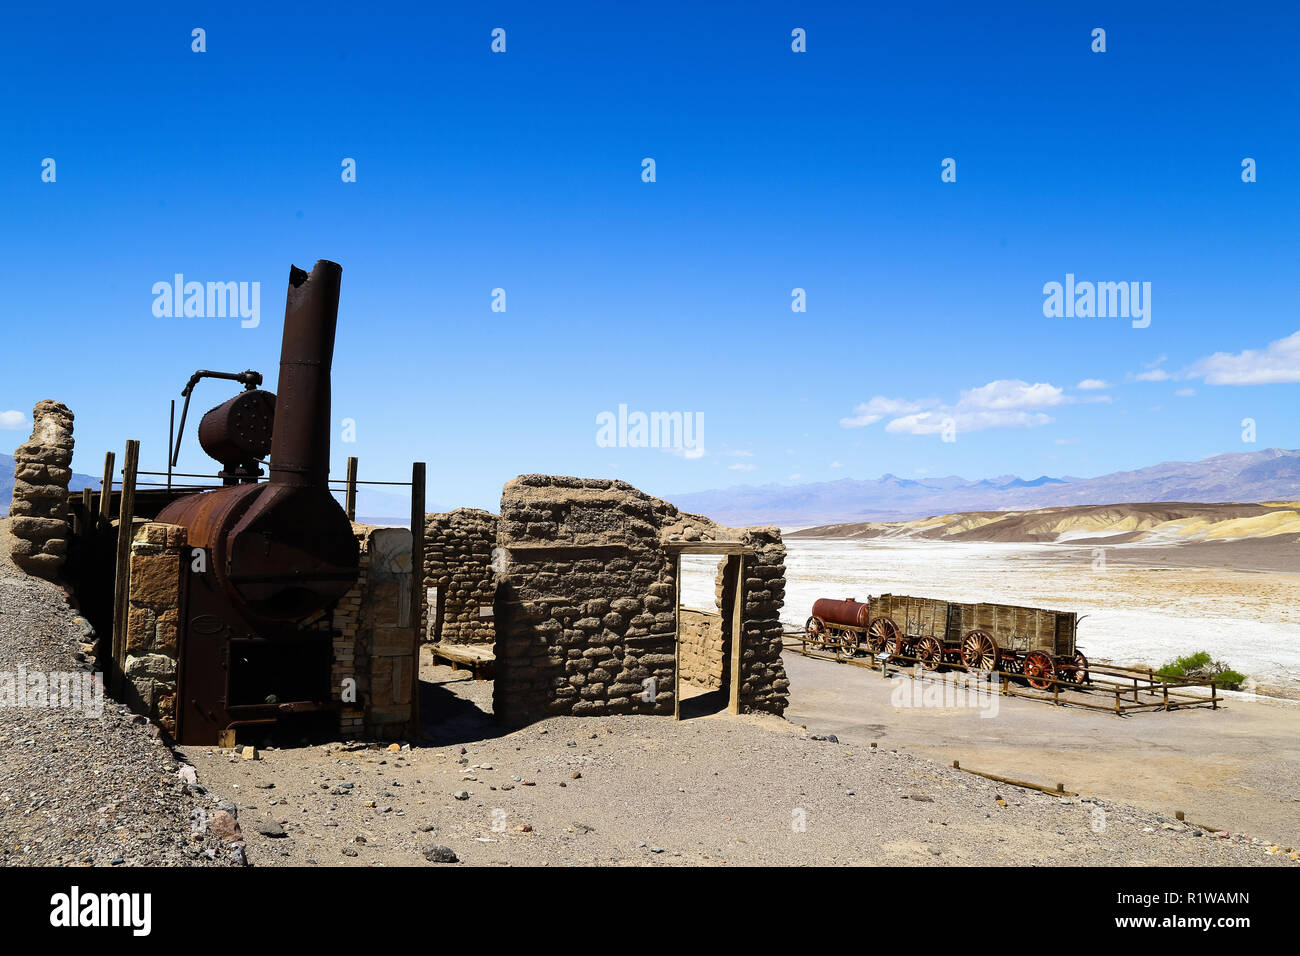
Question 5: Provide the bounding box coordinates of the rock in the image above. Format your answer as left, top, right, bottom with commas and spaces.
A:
207, 810, 242, 842
241, 746, 259, 761
258, 821, 287, 838
176, 764, 198, 786
453, 791, 469, 800
422, 844, 459, 863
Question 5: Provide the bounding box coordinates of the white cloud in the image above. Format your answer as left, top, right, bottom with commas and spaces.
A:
879, 379, 1065, 436
1076, 378, 1109, 390
829, 461, 845, 468
1175, 387, 1195, 397
1134, 368, 1170, 382
788, 473, 802, 481
0, 410, 28, 430
728, 463, 756, 471
1185, 330, 1300, 385
839, 396, 936, 428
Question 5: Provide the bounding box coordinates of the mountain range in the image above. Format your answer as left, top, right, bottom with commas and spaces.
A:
666, 448, 1300, 526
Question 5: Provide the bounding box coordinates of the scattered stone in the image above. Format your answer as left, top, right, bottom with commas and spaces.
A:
422, 844, 459, 864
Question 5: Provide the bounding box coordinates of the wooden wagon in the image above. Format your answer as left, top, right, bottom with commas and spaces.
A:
804, 593, 1088, 688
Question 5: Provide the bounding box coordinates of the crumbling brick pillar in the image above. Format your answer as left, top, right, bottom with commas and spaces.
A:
124, 522, 184, 735
7, 400, 75, 580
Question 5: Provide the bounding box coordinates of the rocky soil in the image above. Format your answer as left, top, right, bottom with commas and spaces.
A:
0, 519, 236, 866
179, 661, 1297, 867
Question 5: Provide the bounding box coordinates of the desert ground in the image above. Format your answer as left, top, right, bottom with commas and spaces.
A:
2, 516, 1297, 866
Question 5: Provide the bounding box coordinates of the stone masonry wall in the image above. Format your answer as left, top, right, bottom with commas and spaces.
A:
123, 522, 184, 736
422, 509, 497, 645
333, 524, 417, 739
678, 608, 725, 688
492, 474, 789, 724
8, 400, 75, 580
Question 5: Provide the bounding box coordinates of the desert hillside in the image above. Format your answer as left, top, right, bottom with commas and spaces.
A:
789, 500, 1300, 546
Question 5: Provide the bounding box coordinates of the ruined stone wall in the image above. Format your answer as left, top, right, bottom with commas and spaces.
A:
678, 608, 725, 688
8, 401, 74, 580
492, 475, 789, 723
123, 522, 183, 735
735, 527, 790, 716
334, 524, 417, 739
422, 509, 497, 645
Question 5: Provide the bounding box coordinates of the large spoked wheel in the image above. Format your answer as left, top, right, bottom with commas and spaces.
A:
839, 628, 860, 656
805, 616, 826, 646
960, 630, 999, 671
915, 636, 944, 670
1066, 650, 1090, 685
1023, 651, 1056, 690
866, 617, 897, 655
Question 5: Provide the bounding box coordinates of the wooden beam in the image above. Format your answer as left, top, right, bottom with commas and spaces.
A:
728, 554, 744, 715
98, 451, 115, 520
344, 456, 358, 521
673, 552, 681, 720
662, 540, 753, 555
407, 462, 425, 738
110, 440, 139, 697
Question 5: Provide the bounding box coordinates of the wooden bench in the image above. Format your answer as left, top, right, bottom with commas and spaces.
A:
429, 642, 495, 679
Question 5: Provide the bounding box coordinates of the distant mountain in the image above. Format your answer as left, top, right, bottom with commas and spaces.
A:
666, 448, 1300, 526
0, 452, 99, 516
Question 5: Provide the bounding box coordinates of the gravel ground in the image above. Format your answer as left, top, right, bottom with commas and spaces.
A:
180, 663, 1297, 867
2, 515, 1293, 868
0, 520, 236, 866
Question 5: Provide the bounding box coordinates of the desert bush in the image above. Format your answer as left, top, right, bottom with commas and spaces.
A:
1158, 650, 1247, 689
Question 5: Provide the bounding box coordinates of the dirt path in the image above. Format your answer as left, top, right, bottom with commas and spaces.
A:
781, 650, 1300, 848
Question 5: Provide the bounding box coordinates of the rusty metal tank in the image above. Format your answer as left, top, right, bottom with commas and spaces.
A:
810, 597, 871, 629
157, 260, 359, 744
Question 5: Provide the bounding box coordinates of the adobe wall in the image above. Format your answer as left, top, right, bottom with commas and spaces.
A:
492, 475, 789, 724
421, 508, 497, 645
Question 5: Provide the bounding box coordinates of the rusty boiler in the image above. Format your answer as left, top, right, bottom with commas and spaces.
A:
158, 260, 359, 744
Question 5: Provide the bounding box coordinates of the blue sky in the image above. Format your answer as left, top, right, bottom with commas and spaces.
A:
2, 1, 1297, 513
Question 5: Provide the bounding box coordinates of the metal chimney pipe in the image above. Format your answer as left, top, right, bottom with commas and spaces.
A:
269, 260, 342, 489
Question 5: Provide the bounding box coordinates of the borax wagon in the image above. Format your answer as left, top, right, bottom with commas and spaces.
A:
804, 594, 1089, 689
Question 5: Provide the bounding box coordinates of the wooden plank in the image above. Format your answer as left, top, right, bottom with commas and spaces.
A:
408, 462, 425, 738
98, 450, 115, 520
661, 540, 753, 555
673, 552, 682, 720
728, 554, 744, 715
109, 440, 139, 697
344, 456, 358, 521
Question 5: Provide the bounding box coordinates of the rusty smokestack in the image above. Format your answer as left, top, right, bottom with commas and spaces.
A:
269, 260, 342, 489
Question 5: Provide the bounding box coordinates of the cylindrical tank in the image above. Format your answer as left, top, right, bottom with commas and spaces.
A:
811, 597, 871, 629
197, 388, 276, 472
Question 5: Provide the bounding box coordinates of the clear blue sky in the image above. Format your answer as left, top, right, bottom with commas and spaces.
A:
2, 1, 1297, 512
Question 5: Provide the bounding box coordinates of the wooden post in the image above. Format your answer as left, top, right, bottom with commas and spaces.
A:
672, 552, 682, 720
1114, 688, 1121, 715
344, 456, 358, 521
80, 487, 92, 534
1211, 680, 1217, 710
408, 462, 425, 738
1053, 678, 1060, 707
99, 451, 115, 520
110, 440, 139, 696
1163, 681, 1169, 711
728, 554, 744, 716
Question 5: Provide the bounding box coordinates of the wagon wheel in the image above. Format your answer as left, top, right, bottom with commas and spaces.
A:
915, 636, 944, 670
1023, 651, 1056, 691
839, 628, 861, 657
804, 616, 826, 647
1068, 650, 1090, 684
960, 630, 999, 671
866, 617, 897, 655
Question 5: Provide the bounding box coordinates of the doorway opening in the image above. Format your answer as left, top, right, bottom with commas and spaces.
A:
670, 543, 750, 720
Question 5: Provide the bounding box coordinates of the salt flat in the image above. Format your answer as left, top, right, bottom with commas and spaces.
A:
682, 538, 1300, 690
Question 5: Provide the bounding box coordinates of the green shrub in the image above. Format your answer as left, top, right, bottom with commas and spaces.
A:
1158, 650, 1246, 689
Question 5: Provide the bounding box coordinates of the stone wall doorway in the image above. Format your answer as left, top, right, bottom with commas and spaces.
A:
667, 542, 750, 720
